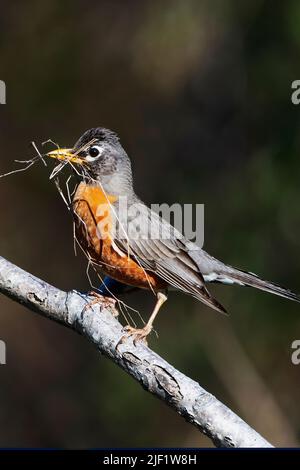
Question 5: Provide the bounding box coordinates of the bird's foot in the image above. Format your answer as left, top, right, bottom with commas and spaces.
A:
82, 291, 119, 317
119, 324, 152, 347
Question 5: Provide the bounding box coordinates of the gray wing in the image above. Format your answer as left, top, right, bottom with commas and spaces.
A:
114, 202, 227, 314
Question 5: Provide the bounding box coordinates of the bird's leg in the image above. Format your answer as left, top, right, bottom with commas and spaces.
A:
122, 291, 168, 345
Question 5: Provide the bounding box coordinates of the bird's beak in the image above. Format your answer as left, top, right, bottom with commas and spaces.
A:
47, 148, 85, 165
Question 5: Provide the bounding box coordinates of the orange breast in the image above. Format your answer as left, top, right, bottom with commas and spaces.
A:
73, 182, 166, 291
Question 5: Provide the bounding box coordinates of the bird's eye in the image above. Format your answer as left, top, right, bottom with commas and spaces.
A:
86, 145, 103, 162
89, 146, 100, 158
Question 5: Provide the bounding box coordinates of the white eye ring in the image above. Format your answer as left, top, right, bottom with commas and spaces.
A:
86, 145, 104, 162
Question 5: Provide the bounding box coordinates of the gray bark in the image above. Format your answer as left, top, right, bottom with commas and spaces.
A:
0, 255, 273, 448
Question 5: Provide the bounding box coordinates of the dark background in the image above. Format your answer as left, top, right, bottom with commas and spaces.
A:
0, 0, 300, 447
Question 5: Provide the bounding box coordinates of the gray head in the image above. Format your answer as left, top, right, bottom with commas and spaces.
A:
73, 127, 134, 194
48, 127, 134, 195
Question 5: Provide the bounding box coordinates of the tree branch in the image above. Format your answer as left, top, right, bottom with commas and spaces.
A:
0, 255, 272, 448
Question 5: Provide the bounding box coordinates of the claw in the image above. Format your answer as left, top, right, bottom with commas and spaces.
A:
82, 291, 119, 317
117, 324, 152, 348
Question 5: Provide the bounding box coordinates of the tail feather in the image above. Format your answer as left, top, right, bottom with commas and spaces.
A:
204, 267, 300, 303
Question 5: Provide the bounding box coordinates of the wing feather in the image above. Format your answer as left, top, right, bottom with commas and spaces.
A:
114, 202, 227, 314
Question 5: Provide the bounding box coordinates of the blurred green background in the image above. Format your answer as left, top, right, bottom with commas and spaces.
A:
0, 0, 300, 448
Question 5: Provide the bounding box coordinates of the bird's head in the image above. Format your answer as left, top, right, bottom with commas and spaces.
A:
47, 127, 133, 194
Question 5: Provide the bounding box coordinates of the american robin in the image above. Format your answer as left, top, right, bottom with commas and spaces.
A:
48, 127, 299, 342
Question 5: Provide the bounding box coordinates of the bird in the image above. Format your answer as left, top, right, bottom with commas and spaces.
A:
47, 127, 300, 342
